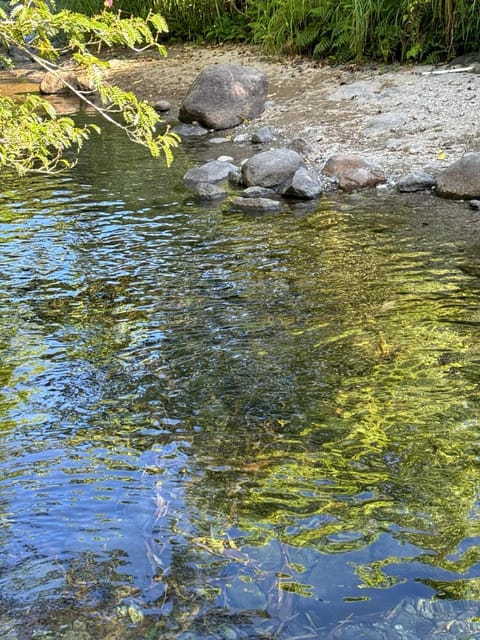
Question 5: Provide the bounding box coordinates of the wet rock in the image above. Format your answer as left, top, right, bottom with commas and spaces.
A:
282, 166, 323, 199
436, 152, 480, 199
242, 186, 277, 198
228, 167, 243, 186
217, 624, 238, 640
469, 199, 480, 210
252, 126, 275, 143
322, 153, 386, 191
230, 196, 283, 213
242, 148, 304, 191
74, 70, 96, 92
188, 182, 227, 200
179, 63, 268, 130
171, 123, 210, 139
183, 160, 238, 187
40, 71, 75, 94
396, 170, 436, 192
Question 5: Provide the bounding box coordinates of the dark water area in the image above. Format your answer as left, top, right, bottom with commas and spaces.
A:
0, 117, 480, 639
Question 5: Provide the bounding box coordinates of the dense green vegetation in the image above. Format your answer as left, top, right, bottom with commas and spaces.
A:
58, 0, 480, 63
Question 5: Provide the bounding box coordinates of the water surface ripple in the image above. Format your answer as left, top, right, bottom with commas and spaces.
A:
0, 121, 480, 639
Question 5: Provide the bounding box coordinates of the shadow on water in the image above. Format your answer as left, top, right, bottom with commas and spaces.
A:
0, 116, 480, 639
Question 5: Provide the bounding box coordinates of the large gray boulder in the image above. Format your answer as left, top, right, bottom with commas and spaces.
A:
322, 153, 386, 191
242, 148, 304, 191
436, 153, 480, 199
179, 64, 268, 130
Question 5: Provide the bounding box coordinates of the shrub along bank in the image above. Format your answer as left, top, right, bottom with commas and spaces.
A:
57, 0, 480, 64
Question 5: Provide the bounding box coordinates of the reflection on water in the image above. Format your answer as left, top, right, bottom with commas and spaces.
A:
0, 118, 480, 639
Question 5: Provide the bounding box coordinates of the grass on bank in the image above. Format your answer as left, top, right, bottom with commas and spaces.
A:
56, 0, 480, 63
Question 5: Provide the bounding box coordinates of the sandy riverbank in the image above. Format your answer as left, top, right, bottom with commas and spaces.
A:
104, 43, 480, 182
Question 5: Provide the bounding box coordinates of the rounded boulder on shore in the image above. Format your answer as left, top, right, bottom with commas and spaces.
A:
179, 63, 268, 131
242, 148, 304, 191
436, 153, 480, 199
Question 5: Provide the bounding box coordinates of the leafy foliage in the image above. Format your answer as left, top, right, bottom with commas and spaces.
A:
0, 1, 179, 174
109, 0, 480, 63
0, 94, 96, 174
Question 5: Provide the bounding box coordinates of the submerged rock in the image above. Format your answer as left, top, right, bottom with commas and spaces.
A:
242, 186, 277, 198
233, 132, 252, 144
230, 196, 283, 213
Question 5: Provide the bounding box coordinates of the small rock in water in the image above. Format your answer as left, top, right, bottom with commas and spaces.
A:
396, 170, 436, 192
242, 186, 277, 198
172, 123, 210, 139
188, 182, 227, 201
127, 603, 145, 625
40, 71, 74, 94
230, 196, 283, 213
183, 160, 238, 187
469, 199, 480, 210
217, 624, 238, 640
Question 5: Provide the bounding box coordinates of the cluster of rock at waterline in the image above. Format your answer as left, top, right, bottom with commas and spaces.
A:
183, 148, 330, 212
176, 62, 480, 208
35, 58, 480, 205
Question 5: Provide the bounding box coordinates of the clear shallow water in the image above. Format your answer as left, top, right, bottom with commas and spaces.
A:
0, 118, 480, 639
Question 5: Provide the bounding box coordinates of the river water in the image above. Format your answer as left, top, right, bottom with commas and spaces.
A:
0, 117, 480, 639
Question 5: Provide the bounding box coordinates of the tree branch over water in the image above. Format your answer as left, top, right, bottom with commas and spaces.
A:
0, 0, 179, 175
